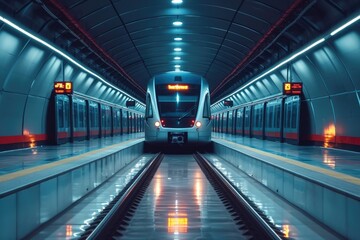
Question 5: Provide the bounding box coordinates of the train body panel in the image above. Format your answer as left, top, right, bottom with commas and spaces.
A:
145, 72, 212, 145
213, 95, 301, 145
55, 94, 144, 144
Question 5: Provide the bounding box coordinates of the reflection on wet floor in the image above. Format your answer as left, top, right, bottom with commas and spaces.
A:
0, 133, 144, 174
212, 132, 360, 178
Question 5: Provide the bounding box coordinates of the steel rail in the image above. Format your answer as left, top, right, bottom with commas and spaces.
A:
79, 152, 164, 240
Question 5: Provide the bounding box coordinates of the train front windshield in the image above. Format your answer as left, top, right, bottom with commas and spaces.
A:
156, 84, 200, 128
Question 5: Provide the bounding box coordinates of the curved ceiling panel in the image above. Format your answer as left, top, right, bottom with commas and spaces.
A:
0, 0, 359, 103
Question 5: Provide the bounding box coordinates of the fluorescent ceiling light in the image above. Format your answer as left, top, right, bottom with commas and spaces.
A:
174, 56, 181, 60
174, 37, 183, 41
330, 15, 360, 36
173, 21, 183, 26
174, 48, 182, 52
174, 65, 181, 68
0, 15, 145, 107
171, 0, 183, 4
213, 37, 325, 107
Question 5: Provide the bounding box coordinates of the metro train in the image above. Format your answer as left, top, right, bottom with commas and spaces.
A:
213, 95, 301, 144
55, 94, 144, 144
144, 72, 212, 146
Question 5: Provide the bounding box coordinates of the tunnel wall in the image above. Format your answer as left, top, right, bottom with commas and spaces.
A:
0, 18, 143, 149
211, 21, 360, 149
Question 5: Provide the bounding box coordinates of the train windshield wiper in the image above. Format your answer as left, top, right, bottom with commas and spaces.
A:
178, 105, 197, 121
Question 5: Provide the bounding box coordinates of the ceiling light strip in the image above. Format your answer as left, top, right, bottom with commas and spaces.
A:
330, 14, 360, 36
212, 14, 360, 108
0, 15, 145, 106
212, 38, 325, 106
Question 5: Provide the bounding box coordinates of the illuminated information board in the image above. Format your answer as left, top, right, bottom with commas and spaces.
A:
223, 100, 233, 107
167, 84, 189, 91
54, 81, 73, 94
283, 82, 303, 95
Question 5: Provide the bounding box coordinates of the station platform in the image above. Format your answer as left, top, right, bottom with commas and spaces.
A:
0, 133, 145, 240
0, 133, 144, 176
212, 132, 360, 179
211, 132, 360, 239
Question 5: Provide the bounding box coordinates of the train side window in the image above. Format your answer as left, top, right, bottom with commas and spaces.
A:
146, 93, 153, 118
203, 93, 211, 118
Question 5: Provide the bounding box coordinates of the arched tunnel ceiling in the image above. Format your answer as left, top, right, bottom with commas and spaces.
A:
0, 0, 359, 103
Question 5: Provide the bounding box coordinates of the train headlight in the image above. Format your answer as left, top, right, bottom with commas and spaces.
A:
195, 121, 202, 128
154, 121, 160, 128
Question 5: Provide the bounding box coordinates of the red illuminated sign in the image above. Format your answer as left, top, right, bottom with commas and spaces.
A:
54, 81, 73, 94
283, 82, 302, 95
224, 100, 233, 107
126, 100, 136, 107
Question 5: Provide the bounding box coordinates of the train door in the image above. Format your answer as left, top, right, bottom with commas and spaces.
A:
244, 105, 252, 137
129, 112, 133, 133
135, 113, 138, 133
55, 95, 71, 144
265, 98, 283, 142
88, 101, 100, 138
227, 111, 233, 134
252, 103, 265, 139
211, 115, 216, 132
235, 108, 244, 136
222, 112, 227, 133
283, 96, 301, 144
101, 105, 111, 137
214, 114, 218, 132
72, 97, 87, 141
113, 107, 121, 136
122, 110, 129, 134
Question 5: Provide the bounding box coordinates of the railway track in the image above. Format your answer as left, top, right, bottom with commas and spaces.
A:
78, 152, 284, 240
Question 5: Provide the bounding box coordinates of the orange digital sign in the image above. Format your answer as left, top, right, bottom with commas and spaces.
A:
283, 82, 302, 95
54, 81, 73, 94
168, 84, 189, 91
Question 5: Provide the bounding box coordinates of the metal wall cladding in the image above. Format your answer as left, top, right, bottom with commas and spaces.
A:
332, 31, 360, 90
0, 92, 27, 136
0, 24, 143, 140
212, 25, 360, 144
297, 29, 360, 138
331, 93, 360, 137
